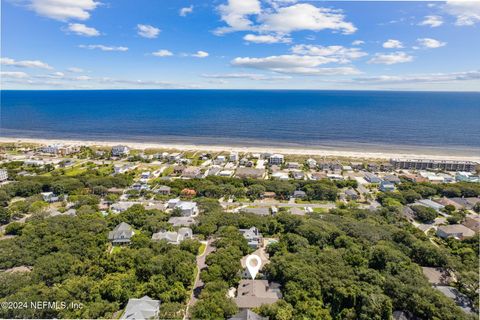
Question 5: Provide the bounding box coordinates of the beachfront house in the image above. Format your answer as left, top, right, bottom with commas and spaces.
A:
268, 154, 284, 165
230, 152, 239, 162
0, 169, 8, 182
306, 158, 317, 169
112, 145, 130, 157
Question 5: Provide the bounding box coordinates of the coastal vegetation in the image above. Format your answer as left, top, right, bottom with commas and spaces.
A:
0, 161, 478, 319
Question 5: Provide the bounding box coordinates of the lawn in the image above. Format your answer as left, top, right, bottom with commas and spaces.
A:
198, 243, 206, 256
111, 246, 123, 254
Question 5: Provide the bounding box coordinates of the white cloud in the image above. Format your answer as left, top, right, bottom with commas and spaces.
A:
419, 15, 444, 27
27, 0, 99, 21
0, 57, 53, 69
67, 67, 84, 73
416, 38, 446, 49
192, 51, 209, 58
291, 44, 367, 63
368, 52, 413, 65
35, 72, 65, 79
355, 70, 480, 84
352, 40, 364, 46
78, 44, 129, 51
231, 54, 360, 75
216, 0, 261, 34
258, 4, 356, 34
137, 24, 161, 39
180, 5, 194, 17
74, 75, 91, 81
382, 39, 403, 49
202, 73, 291, 80
1, 71, 29, 78
444, 0, 480, 26
243, 33, 291, 43
215, 1, 356, 36
152, 50, 173, 57
66, 23, 100, 36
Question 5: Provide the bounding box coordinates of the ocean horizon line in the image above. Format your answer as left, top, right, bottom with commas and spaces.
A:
2, 88, 480, 93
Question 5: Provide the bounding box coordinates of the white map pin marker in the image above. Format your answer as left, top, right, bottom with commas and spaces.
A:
246, 254, 262, 280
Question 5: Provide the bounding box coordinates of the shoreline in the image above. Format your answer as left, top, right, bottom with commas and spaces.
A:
1, 136, 479, 162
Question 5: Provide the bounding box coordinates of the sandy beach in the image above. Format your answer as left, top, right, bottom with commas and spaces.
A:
1, 136, 479, 163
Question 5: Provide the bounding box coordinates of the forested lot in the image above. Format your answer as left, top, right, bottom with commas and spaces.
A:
0, 206, 478, 319
0, 207, 198, 319
187, 202, 479, 320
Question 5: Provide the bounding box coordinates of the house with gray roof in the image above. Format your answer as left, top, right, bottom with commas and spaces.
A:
111, 201, 137, 213
151, 227, 193, 245
345, 189, 359, 200
364, 172, 382, 183
235, 167, 265, 179
239, 227, 263, 248
416, 199, 445, 213
120, 296, 160, 320
383, 174, 401, 184
228, 310, 267, 320
156, 185, 171, 195
234, 280, 282, 309
435, 286, 475, 315
293, 190, 306, 198
168, 216, 196, 227
108, 222, 135, 245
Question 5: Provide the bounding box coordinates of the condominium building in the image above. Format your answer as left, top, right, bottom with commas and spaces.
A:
0, 169, 8, 182
390, 159, 477, 172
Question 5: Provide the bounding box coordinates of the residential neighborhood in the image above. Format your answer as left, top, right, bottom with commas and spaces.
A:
0, 142, 478, 319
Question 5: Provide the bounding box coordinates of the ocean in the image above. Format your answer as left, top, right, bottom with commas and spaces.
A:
1, 90, 480, 154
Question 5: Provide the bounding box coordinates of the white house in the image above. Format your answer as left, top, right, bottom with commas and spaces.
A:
175, 201, 199, 216
0, 169, 8, 182
214, 155, 226, 165
41, 192, 59, 203
112, 145, 130, 157
230, 152, 239, 162
306, 158, 317, 169
120, 296, 160, 320
114, 164, 136, 174
140, 171, 151, 179
151, 227, 193, 245
269, 154, 284, 165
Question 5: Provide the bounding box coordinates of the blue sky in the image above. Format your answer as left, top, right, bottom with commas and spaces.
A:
1, 0, 479, 90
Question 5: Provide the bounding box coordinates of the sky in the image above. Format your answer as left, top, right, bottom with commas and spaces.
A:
1, 0, 479, 91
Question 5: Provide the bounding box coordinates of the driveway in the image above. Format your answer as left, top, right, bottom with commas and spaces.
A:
184, 239, 215, 319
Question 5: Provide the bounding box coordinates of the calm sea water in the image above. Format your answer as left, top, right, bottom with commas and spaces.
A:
1, 90, 479, 153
